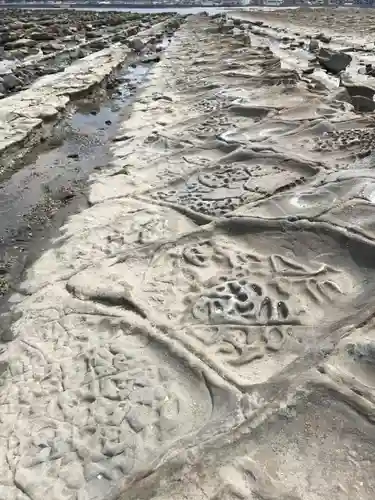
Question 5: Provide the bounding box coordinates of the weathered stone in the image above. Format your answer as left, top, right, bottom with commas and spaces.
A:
351, 95, 375, 112
315, 32, 332, 43
9, 21, 24, 30
318, 46, 332, 59
141, 54, 161, 64
30, 31, 56, 41
2, 12, 375, 500
0, 43, 130, 166
129, 37, 144, 52
0, 32, 18, 44
344, 83, 375, 100
0, 312, 18, 341
2, 72, 22, 90
331, 87, 351, 103
112, 34, 126, 43
242, 32, 252, 46
309, 39, 319, 52
365, 63, 375, 77
232, 27, 242, 38
127, 26, 138, 37
302, 67, 315, 75
41, 42, 65, 53
318, 48, 352, 74
221, 21, 234, 34
85, 31, 101, 39
4, 38, 37, 50
87, 40, 107, 51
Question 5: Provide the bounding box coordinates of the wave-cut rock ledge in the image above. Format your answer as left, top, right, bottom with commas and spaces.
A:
0, 15, 179, 176
0, 45, 129, 175
1, 9, 375, 500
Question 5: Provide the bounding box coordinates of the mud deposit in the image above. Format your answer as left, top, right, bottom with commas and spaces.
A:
1, 8, 375, 500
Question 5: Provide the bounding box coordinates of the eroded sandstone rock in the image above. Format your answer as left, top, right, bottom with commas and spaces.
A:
1, 11, 375, 500
318, 48, 352, 74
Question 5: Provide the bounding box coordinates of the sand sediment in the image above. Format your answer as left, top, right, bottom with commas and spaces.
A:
1, 9, 375, 500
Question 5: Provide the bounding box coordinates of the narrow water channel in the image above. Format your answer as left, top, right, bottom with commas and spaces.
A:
0, 58, 156, 298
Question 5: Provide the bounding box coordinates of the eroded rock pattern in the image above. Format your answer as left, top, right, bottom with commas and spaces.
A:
0, 10, 172, 98
1, 9, 375, 500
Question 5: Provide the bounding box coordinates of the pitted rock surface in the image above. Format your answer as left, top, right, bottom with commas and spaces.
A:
2, 10, 375, 500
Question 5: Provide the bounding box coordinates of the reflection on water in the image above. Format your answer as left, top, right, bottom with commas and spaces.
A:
0, 62, 151, 238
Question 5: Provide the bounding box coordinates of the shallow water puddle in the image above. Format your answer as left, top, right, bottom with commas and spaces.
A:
0, 61, 152, 293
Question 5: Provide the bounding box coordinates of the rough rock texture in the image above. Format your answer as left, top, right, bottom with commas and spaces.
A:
1, 9, 375, 500
0, 10, 172, 99
0, 12, 182, 176
318, 48, 352, 74
351, 94, 375, 112
0, 44, 130, 175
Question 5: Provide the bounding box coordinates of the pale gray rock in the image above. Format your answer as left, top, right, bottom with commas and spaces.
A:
330, 87, 351, 103
30, 31, 56, 41
315, 32, 332, 43
2, 12, 375, 500
242, 32, 252, 46
0, 44, 130, 169
2, 72, 22, 90
4, 38, 37, 50
219, 18, 234, 34
309, 39, 320, 52
129, 37, 144, 52
87, 40, 107, 51
231, 27, 242, 38
41, 42, 65, 53
0, 60, 17, 76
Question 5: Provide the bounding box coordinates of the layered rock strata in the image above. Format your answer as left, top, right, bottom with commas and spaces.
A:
1, 11, 375, 500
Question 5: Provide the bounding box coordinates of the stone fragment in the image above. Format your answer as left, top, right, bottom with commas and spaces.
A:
30, 31, 56, 41
2, 72, 22, 90
331, 87, 351, 104
41, 42, 64, 53
129, 37, 144, 52
318, 48, 352, 74
351, 95, 375, 113
309, 39, 319, 52
4, 38, 37, 50
315, 32, 332, 43
344, 82, 375, 100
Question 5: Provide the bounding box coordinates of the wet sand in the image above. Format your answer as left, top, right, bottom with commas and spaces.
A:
1, 8, 375, 500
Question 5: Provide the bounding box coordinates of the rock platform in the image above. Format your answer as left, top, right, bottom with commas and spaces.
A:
1, 9, 375, 500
